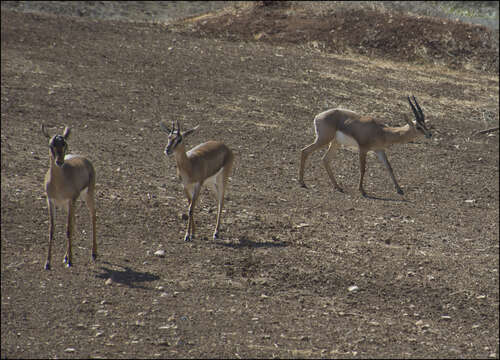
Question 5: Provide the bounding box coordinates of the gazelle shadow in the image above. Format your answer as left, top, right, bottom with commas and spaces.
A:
96, 261, 160, 289
362, 193, 411, 202
217, 236, 288, 249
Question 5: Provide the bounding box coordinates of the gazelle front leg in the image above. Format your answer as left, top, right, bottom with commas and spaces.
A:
213, 173, 226, 240
45, 199, 56, 270
64, 199, 76, 267
375, 150, 404, 195
84, 188, 98, 261
358, 151, 368, 197
185, 183, 201, 242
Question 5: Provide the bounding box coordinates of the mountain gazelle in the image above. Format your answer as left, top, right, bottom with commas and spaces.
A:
299, 96, 431, 196
41, 124, 97, 270
161, 120, 234, 242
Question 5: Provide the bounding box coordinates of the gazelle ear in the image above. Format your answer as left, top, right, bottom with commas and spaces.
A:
63, 127, 71, 139
41, 124, 51, 139
160, 122, 172, 133
402, 114, 414, 127
182, 125, 199, 138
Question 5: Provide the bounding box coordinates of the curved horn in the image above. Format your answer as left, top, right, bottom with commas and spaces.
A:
412, 96, 425, 121
408, 96, 421, 122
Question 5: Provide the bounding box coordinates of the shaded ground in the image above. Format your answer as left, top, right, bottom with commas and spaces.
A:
1, 2, 499, 359
181, 1, 499, 73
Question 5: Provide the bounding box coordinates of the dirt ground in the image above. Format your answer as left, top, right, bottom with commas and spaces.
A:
1, 2, 499, 359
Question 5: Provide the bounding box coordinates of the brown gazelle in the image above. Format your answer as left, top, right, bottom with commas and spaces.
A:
42, 124, 97, 270
161, 120, 234, 242
299, 96, 431, 196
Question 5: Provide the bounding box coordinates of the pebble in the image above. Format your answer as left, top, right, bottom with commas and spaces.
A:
154, 250, 165, 257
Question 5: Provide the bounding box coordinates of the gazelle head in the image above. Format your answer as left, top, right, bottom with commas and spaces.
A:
42, 124, 71, 167
405, 96, 431, 139
160, 120, 199, 156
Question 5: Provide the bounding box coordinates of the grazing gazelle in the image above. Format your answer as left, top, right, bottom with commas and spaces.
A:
161, 120, 234, 242
42, 124, 97, 270
299, 96, 431, 196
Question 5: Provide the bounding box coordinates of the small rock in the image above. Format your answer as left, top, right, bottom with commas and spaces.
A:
64, 348, 76, 353
440, 315, 452, 321
105, 278, 113, 285
296, 223, 309, 228
348, 285, 359, 292
154, 250, 165, 257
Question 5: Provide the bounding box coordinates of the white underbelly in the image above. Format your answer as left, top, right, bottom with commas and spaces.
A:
50, 187, 88, 208
335, 131, 359, 150
183, 167, 223, 197
64, 154, 80, 160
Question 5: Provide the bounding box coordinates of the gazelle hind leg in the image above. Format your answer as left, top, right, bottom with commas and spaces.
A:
64, 199, 76, 267
84, 186, 98, 261
214, 157, 233, 239
322, 141, 343, 191
213, 172, 225, 240
299, 129, 331, 188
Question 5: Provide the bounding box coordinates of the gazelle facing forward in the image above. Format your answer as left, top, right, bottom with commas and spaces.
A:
299, 96, 431, 196
161, 121, 234, 242
42, 124, 97, 270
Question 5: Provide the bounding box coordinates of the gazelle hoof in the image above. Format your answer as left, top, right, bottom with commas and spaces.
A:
45, 262, 51, 270
92, 253, 97, 261
213, 232, 219, 240
63, 255, 72, 267
184, 235, 192, 242
397, 188, 404, 195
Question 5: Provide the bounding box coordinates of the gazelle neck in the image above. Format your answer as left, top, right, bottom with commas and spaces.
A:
385, 124, 420, 145
48, 151, 59, 172
172, 143, 192, 172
